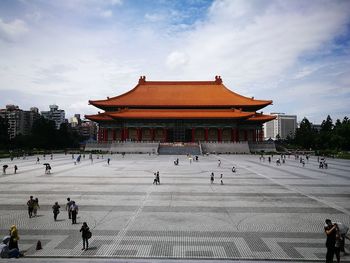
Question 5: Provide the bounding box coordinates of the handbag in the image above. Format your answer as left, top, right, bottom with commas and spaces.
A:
86, 230, 92, 239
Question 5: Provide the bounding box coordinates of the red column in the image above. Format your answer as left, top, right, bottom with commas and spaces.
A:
163, 128, 168, 142
124, 128, 129, 140
244, 130, 248, 141
259, 129, 264, 141
218, 128, 222, 142
236, 128, 239, 142
231, 128, 236, 142
191, 128, 195, 142
137, 128, 142, 141
113, 129, 116, 141
204, 128, 209, 142
98, 127, 103, 142
151, 128, 155, 141
104, 128, 108, 142
252, 129, 257, 142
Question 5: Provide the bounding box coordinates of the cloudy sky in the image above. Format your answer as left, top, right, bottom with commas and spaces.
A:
0, 0, 349, 123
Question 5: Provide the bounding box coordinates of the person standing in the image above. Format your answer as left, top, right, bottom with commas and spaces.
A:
9, 225, 19, 250
335, 227, 343, 263
107, 158, 110, 165
220, 174, 223, 185
66, 198, 74, 219
14, 165, 18, 174
33, 198, 40, 217
325, 219, 337, 263
80, 222, 90, 251
52, 202, 60, 221
70, 201, 78, 224
210, 172, 214, 184
27, 196, 35, 218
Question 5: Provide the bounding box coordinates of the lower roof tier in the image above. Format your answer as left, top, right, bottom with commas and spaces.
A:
85, 109, 276, 122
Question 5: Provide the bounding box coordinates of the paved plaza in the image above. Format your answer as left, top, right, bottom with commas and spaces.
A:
0, 153, 350, 262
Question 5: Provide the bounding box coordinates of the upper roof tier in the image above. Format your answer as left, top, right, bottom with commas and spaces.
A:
89, 76, 272, 111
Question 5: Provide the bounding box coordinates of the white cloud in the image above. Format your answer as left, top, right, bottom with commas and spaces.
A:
166, 51, 189, 70
100, 9, 113, 18
0, 0, 349, 123
145, 13, 165, 22
0, 18, 28, 42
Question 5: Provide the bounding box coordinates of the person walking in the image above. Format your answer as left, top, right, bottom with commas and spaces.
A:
14, 165, 18, 174
325, 219, 337, 263
70, 201, 78, 224
80, 222, 90, 251
210, 172, 214, 184
33, 198, 40, 217
156, 171, 160, 185
27, 196, 35, 218
52, 202, 60, 221
107, 158, 110, 165
218, 160, 221, 167
9, 225, 19, 250
220, 174, 223, 185
66, 198, 74, 219
2, 165, 8, 175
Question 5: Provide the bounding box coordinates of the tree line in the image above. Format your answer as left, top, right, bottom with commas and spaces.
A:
285, 115, 350, 151
0, 116, 82, 150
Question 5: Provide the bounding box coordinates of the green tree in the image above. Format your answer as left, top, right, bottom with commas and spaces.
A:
317, 115, 333, 149
0, 116, 9, 149
294, 117, 316, 149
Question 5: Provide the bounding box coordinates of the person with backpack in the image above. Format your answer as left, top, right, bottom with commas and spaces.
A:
52, 202, 60, 221
79, 222, 90, 251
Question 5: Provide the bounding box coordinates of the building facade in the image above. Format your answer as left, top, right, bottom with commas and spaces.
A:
0, 105, 40, 139
41, 105, 65, 129
86, 76, 276, 143
264, 113, 297, 140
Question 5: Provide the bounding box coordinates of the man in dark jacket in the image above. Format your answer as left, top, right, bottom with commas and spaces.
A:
325, 219, 337, 263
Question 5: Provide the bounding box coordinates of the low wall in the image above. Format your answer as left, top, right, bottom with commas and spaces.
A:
249, 142, 276, 153
84, 141, 159, 154
201, 142, 250, 154
110, 142, 159, 154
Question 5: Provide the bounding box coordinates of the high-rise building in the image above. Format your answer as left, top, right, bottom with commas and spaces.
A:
41, 104, 65, 129
264, 113, 297, 140
0, 105, 40, 139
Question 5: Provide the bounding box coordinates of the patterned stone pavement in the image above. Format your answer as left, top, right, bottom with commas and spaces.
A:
0, 153, 349, 262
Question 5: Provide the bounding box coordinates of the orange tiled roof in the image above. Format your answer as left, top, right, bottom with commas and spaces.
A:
247, 113, 276, 122
88, 109, 256, 120
89, 76, 272, 110
85, 113, 114, 122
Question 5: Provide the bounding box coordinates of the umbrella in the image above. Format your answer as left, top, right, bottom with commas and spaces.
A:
43, 163, 50, 166
3, 165, 8, 168
336, 222, 349, 235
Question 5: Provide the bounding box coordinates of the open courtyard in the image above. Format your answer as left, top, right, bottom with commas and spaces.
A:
0, 153, 349, 262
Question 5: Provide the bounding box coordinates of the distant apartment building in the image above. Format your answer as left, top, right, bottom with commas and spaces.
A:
68, 114, 97, 140
41, 104, 65, 129
264, 113, 297, 140
79, 120, 97, 139
0, 105, 40, 139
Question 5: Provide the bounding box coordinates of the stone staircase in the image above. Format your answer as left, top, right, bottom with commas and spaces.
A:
158, 143, 201, 155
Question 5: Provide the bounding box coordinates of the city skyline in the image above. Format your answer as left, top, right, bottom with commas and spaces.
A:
1, 0, 350, 123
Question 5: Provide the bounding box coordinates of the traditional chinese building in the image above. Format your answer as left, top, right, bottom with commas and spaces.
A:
85, 76, 275, 143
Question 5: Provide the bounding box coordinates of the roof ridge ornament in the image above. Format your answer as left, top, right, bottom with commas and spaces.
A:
215, 75, 222, 84
138, 75, 146, 84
